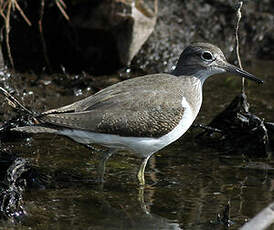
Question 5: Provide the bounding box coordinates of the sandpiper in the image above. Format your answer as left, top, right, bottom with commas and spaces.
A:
13, 43, 262, 185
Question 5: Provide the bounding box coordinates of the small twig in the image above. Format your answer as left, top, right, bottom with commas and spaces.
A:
55, 0, 70, 21
5, 1, 14, 69
39, 0, 52, 72
193, 124, 223, 134
235, 1, 244, 93
0, 87, 33, 115
154, 0, 158, 15
13, 0, 32, 26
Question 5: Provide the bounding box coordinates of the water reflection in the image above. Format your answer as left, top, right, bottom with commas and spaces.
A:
94, 185, 182, 230
8, 134, 273, 230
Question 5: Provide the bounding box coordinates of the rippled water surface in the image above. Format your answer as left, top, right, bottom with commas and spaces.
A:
1, 59, 274, 230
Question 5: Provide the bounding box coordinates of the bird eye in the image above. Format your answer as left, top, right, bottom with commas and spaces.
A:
201, 51, 213, 61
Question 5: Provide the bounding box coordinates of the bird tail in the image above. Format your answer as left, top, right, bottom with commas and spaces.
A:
0, 87, 59, 135
11, 126, 58, 134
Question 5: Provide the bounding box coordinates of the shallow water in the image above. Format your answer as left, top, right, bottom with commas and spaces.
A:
0, 59, 274, 230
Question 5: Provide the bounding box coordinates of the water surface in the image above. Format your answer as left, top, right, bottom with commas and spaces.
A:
1, 60, 274, 229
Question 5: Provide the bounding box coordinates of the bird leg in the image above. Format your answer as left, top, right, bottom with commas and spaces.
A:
97, 149, 115, 183
138, 186, 150, 214
137, 156, 150, 186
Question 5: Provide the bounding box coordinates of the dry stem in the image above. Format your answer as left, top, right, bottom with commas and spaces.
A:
0, 0, 69, 70
55, 0, 70, 21
235, 1, 244, 93
0, 0, 32, 69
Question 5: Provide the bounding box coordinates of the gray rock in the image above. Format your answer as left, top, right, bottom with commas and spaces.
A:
71, 0, 157, 66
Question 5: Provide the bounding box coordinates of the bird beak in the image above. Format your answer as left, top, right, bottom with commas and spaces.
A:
222, 62, 263, 84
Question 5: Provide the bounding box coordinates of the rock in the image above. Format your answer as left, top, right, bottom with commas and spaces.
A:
71, 0, 157, 66
196, 93, 273, 156
1, 0, 157, 74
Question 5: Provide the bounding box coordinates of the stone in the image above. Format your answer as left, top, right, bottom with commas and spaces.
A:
0, 0, 157, 74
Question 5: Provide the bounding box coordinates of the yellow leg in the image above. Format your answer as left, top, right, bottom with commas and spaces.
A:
137, 156, 150, 186
138, 186, 150, 214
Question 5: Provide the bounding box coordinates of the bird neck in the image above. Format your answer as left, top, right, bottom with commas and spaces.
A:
171, 66, 209, 86
177, 76, 203, 117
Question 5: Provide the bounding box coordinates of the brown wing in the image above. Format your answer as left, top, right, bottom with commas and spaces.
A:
40, 74, 185, 137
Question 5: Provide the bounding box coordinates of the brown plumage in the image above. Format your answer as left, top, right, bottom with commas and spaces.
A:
38, 74, 199, 137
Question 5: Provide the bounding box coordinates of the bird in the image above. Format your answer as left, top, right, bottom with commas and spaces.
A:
11, 42, 263, 186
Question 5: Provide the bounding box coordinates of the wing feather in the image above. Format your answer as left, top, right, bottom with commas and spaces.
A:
40, 74, 186, 137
